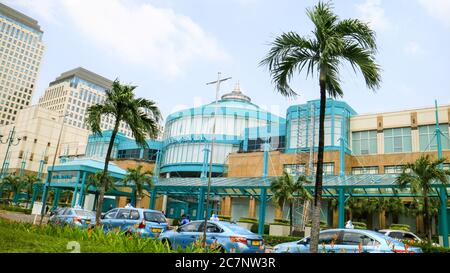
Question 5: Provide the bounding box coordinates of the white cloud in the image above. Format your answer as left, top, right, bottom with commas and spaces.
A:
418, 0, 450, 27
4, 0, 229, 78
356, 0, 390, 31
404, 41, 426, 56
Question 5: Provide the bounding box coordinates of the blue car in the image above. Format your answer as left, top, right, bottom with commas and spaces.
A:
48, 207, 95, 229
101, 207, 168, 238
159, 220, 265, 253
273, 229, 423, 253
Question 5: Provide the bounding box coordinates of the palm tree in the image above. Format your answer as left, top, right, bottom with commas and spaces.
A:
260, 2, 381, 252
123, 165, 153, 208
86, 80, 162, 225
20, 174, 42, 208
2, 175, 24, 203
396, 155, 450, 243
270, 171, 312, 235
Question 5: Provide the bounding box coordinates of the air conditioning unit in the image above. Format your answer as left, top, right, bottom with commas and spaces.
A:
361, 149, 369, 155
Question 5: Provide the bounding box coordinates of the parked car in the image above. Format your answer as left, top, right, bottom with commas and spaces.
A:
48, 207, 96, 229
101, 207, 168, 238
378, 229, 422, 242
273, 228, 422, 253
159, 220, 265, 253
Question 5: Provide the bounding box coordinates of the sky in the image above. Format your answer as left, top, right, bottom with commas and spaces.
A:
3, 0, 450, 120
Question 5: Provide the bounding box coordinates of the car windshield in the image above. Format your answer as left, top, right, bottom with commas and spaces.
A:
376, 233, 405, 246
75, 210, 95, 217
222, 223, 254, 235
144, 211, 166, 223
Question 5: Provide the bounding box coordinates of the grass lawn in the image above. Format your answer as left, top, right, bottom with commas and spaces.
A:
0, 218, 217, 253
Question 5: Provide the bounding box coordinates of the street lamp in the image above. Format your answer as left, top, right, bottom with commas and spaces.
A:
39, 113, 69, 224
0, 126, 21, 178
202, 72, 231, 250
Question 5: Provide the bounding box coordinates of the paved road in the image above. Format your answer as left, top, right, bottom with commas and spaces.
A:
0, 210, 48, 224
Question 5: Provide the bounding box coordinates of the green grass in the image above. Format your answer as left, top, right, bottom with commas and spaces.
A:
0, 219, 219, 253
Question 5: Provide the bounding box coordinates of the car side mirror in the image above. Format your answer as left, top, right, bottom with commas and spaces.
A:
101, 213, 105, 219
176, 226, 182, 232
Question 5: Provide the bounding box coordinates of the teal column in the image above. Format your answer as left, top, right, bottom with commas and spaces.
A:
139, 148, 144, 159
339, 137, 345, 177
153, 150, 162, 179
29, 184, 40, 209
435, 100, 443, 163
41, 171, 51, 213
19, 153, 26, 177
52, 188, 61, 210
262, 142, 270, 178
439, 186, 449, 247
77, 172, 87, 207
71, 171, 81, 207
200, 146, 210, 179
37, 159, 45, 179
149, 188, 157, 209
243, 128, 249, 151
197, 187, 205, 220
258, 188, 267, 235
338, 188, 345, 228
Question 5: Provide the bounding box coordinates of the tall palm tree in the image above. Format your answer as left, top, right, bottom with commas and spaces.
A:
270, 171, 312, 235
260, 2, 381, 252
86, 80, 162, 225
123, 165, 153, 208
396, 155, 450, 243
20, 174, 42, 208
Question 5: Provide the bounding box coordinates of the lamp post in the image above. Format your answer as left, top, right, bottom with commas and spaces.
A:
202, 72, 231, 250
39, 113, 69, 225
0, 126, 21, 178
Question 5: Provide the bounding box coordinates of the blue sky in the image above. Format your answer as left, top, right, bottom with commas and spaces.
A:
4, 0, 450, 119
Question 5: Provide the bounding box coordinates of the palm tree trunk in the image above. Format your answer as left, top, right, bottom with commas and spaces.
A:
310, 79, 326, 253
95, 122, 120, 226
289, 201, 293, 235
424, 194, 432, 243
136, 194, 142, 208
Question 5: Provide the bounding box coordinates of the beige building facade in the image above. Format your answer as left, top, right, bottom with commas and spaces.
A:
0, 3, 45, 126
0, 105, 88, 177
38, 67, 134, 137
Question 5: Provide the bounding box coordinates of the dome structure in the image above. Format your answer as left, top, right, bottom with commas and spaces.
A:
160, 83, 286, 177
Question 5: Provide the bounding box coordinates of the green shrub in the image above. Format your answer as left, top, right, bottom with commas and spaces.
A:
389, 224, 410, 231
352, 222, 367, 229
273, 218, 289, 224
238, 217, 257, 223
263, 235, 301, 246
251, 223, 269, 234
1, 205, 31, 215
409, 241, 450, 253
218, 215, 231, 221
305, 220, 328, 229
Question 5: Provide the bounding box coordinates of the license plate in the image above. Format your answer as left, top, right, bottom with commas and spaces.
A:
151, 228, 162, 233
251, 241, 261, 246
86, 220, 91, 224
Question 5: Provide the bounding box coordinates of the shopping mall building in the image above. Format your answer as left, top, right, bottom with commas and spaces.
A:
12, 84, 450, 240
